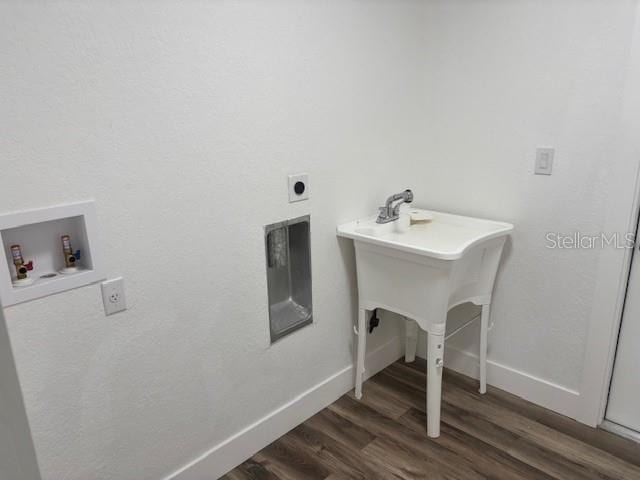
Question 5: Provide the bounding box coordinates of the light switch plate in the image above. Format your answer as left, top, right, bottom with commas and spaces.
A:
535, 147, 554, 175
288, 173, 309, 202
101, 277, 127, 315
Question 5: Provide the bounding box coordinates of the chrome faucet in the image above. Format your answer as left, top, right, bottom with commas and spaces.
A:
376, 189, 414, 224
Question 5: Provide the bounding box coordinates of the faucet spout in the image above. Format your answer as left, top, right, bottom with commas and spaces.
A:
376, 189, 413, 224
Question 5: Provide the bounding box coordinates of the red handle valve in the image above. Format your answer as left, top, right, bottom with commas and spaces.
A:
25, 261, 34, 271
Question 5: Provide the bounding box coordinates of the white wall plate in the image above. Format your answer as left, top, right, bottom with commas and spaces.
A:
101, 277, 127, 316
288, 173, 309, 202
535, 147, 555, 175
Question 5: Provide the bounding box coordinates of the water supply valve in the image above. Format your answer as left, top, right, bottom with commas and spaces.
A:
61, 235, 80, 269
10, 245, 33, 280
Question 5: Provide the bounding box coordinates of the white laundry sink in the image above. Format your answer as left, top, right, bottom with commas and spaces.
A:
338, 209, 512, 259
337, 208, 513, 437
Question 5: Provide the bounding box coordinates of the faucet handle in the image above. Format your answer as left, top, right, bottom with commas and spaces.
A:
376, 206, 390, 224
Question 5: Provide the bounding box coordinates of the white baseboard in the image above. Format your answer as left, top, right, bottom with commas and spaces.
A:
600, 420, 640, 443
167, 335, 404, 480
439, 345, 580, 420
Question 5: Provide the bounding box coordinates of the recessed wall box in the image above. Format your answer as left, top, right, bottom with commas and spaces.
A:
0, 201, 105, 307
265, 215, 312, 342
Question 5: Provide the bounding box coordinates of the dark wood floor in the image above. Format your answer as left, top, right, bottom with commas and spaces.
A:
223, 359, 640, 479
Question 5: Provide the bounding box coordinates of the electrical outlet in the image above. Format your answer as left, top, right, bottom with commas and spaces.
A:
288, 173, 309, 202
101, 277, 127, 316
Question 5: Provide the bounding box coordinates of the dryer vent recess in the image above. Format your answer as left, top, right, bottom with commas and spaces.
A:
264, 215, 312, 343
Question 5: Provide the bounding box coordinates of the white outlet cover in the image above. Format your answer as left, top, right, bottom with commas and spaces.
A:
288, 173, 309, 202
101, 277, 127, 316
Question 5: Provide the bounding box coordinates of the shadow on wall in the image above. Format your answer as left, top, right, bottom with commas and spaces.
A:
0, 308, 41, 480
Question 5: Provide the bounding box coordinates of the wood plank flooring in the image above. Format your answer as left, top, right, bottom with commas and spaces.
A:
223, 359, 640, 479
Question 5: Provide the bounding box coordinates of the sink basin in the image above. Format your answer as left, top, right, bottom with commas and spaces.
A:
337, 208, 513, 438
338, 209, 513, 260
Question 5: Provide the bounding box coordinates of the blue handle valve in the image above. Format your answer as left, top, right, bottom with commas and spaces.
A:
74, 250, 81, 260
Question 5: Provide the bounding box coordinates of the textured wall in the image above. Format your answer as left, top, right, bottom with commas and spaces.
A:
0, 2, 427, 479
0, 307, 41, 480
3, 1, 640, 478
414, 0, 639, 391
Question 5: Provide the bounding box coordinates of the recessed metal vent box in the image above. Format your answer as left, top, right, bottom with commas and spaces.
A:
265, 215, 312, 343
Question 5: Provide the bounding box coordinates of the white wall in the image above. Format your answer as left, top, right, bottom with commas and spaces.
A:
0, 2, 427, 479
579, 0, 640, 425
0, 308, 41, 480
414, 0, 640, 399
4, 1, 640, 478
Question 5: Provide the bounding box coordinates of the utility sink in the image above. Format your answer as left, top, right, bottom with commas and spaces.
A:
338, 209, 513, 260
337, 207, 513, 438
